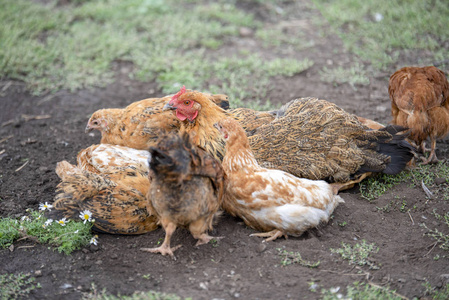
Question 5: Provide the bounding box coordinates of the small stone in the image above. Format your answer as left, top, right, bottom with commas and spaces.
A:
34, 270, 42, 277
110, 253, 118, 259
239, 27, 253, 37
228, 248, 236, 254
256, 243, 267, 253
95, 260, 103, 265
199, 282, 208, 290
60, 283, 73, 290
434, 177, 447, 185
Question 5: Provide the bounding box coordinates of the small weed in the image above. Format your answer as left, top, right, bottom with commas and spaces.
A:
330, 240, 379, 269
0, 273, 41, 300
83, 283, 186, 300
142, 274, 151, 280
421, 211, 449, 251
338, 221, 347, 227
423, 282, 449, 300
277, 248, 320, 268
209, 238, 219, 248
321, 281, 404, 300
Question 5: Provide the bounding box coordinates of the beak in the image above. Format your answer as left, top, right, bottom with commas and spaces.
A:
213, 122, 219, 130
163, 102, 176, 111
85, 125, 93, 133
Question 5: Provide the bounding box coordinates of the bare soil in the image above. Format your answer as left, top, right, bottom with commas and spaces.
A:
1, 1, 449, 299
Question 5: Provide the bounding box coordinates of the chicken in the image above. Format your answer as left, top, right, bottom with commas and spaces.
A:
140, 132, 224, 259
389, 66, 449, 164
214, 118, 344, 241
164, 87, 414, 188
230, 106, 385, 133
85, 92, 229, 150
53, 144, 158, 234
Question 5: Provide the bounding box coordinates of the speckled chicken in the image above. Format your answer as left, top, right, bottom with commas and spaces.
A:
164, 87, 414, 188
215, 118, 344, 241
85, 92, 229, 150
54, 144, 158, 234
140, 132, 224, 259
389, 66, 449, 164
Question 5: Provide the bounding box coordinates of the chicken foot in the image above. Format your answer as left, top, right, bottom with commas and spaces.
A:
189, 218, 223, 247
140, 222, 182, 260
250, 229, 288, 242
421, 138, 440, 164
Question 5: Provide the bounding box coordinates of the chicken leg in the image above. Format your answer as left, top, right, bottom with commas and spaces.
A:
189, 217, 223, 246
140, 221, 182, 260
421, 138, 439, 164
250, 229, 288, 242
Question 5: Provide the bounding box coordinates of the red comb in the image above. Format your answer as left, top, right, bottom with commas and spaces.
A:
171, 85, 186, 101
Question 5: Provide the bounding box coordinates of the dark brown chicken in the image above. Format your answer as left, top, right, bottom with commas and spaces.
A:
54, 144, 158, 234
85, 92, 229, 150
140, 132, 224, 259
389, 66, 449, 164
164, 88, 414, 188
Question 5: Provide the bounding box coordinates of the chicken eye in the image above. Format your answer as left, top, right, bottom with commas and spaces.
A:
184, 100, 191, 106
93, 121, 98, 125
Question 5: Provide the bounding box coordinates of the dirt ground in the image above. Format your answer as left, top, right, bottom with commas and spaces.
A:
1, 1, 449, 299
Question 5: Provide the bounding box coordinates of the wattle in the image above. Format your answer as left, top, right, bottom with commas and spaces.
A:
176, 111, 188, 121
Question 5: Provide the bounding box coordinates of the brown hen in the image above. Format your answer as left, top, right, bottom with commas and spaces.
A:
164, 87, 414, 188
389, 66, 449, 164
85, 92, 229, 150
54, 144, 158, 234
141, 132, 224, 259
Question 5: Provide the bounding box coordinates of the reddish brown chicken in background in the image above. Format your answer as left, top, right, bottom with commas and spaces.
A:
389, 66, 449, 164
141, 132, 224, 260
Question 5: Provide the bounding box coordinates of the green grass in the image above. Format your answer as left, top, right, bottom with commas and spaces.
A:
0, 273, 41, 300
321, 281, 404, 300
360, 161, 449, 201
313, 0, 449, 70
83, 284, 188, 300
0, 210, 94, 254
0, 0, 313, 110
277, 248, 321, 268
319, 63, 370, 90
330, 240, 380, 269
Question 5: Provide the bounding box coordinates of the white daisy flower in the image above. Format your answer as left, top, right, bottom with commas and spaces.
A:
90, 235, 99, 246
20, 216, 31, 222
39, 202, 53, 211
57, 218, 69, 226
79, 210, 93, 224
43, 219, 53, 228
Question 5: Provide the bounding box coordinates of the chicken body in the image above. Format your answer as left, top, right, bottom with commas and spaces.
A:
165, 88, 414, 187
141, 133, 224, 259
54, 144, 157, 234
389, 66, 449, 164
86, 93, 229, 150
215, 118, 344, 241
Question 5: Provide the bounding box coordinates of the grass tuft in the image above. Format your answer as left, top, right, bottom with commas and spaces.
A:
0, 210, 94, 254
331, 240, 379, 269
313, 0, 449, 70
321, 281, 404, 300
0, 273, 41, 300
277, 248, 321, 268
